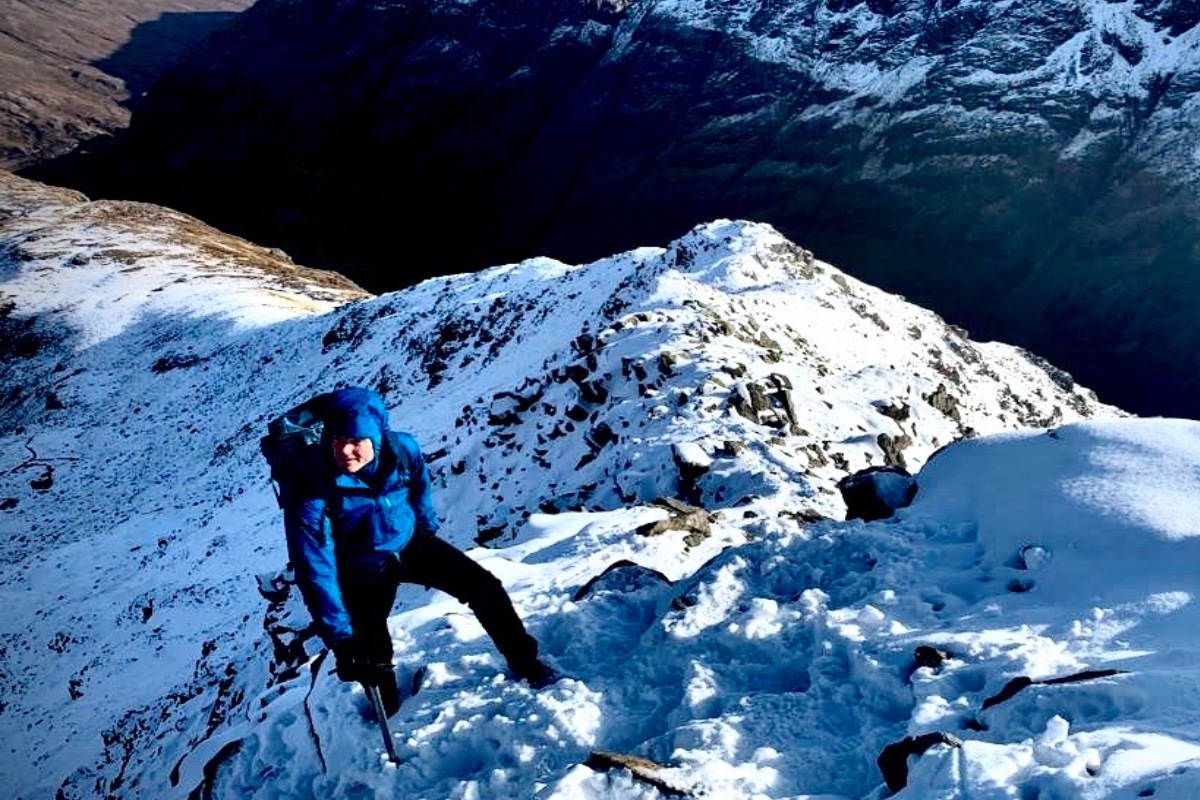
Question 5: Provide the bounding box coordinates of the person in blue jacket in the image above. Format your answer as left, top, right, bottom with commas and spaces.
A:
282, 386, 556, 715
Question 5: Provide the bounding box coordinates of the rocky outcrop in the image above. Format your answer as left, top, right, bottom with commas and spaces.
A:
837, 466, 917, 522
583, 750, 695, 797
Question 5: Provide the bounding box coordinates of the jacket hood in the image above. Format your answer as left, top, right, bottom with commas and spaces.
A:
323, 386, 387, 459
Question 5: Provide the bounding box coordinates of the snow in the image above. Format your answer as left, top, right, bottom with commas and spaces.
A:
6, 175, 1200, 799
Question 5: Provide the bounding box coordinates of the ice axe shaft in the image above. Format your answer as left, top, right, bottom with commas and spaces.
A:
364, 683, 400, 765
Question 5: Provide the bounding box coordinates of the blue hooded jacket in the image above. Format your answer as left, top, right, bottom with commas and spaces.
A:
282, 387, 440, 646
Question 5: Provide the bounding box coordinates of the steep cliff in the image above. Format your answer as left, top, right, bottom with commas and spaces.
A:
48, 0, 1200, 416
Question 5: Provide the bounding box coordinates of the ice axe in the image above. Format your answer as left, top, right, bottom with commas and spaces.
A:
363, 682, 400, 765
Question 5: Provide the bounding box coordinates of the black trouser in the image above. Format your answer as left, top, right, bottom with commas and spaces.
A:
340, 532, 539, 671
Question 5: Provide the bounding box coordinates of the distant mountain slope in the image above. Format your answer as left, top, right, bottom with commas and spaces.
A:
0, 171, 1119, 798
0, 0, 250, 169
59, 0, 1200, 418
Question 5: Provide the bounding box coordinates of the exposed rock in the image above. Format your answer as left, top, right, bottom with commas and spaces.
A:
714, 440, 745, 458
877, 732, 963, 794
912, 645, 953, 672
256, 569, 320, 673
730, 374, 800, 434
923, 383, 962, 423
571, 560, 672, 602
837, 466, 917, 522
637, 499, 713, 546
672, 442, 712, 506
584, 750, 693, 797
874, 400, 910, 422
981, 669, 1128, 711
780, 508, 833, 525
877, 432, 913, 471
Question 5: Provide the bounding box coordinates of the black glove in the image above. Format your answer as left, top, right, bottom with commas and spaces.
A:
355, 660, 396, 689
332, 640, 394, 688
331, 640, 363, 683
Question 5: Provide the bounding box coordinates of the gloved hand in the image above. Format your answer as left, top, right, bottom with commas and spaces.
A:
355, 660, 396, 689
331, 640, 364, 683
332, 640, 394, 688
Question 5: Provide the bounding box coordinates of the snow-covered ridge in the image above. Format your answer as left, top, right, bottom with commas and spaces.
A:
0, 172, 1148, 799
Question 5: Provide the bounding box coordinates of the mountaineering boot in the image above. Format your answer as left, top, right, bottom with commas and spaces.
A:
358, 661, 402, 717
512, 657, 562, 690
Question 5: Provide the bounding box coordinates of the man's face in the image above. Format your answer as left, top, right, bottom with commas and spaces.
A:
332, 437, 375, 474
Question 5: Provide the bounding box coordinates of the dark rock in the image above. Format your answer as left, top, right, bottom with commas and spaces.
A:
837, 466, 917, 521
572, 559, 672, 602
475, 524, 507, 546
780, 508, 832, 524
30, 468, 54, 492
151, 353, 208, 373
981, 676, 1037, 710
715, 440, 745, 458
877, 731, 963, 793
564, 404, 590, 422
586, 422, 618, 450
874, 401, 910, 422
579, 379, 609, 404
672, 443, 711, 506
1040, 668, 1126, 685
912, 645, 953, 671
978, 669, 1127, 711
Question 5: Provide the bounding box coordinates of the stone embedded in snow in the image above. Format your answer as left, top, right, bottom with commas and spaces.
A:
571, 560, 673, 602
912, 645, 953, 672
636, 499, 713, 547
1018, 544, 1052, 571
979, 669, 1128, 714
837, 466, 918, 521
729, 374, 801, 434
672, 442, 713, 505
877, 731, 963, 793
583, 750, 693, 798
673, 442, 712, 470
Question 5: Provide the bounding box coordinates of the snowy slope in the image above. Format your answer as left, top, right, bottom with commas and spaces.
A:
0, 171, 1153, 799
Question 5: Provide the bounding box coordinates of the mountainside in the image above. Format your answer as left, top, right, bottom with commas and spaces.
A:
0, 0, 251, 170
52, 0, 1200, 419
0, 171, 1127, 798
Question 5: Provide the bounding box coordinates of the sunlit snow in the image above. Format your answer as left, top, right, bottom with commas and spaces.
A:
5, 174, 1199, 799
